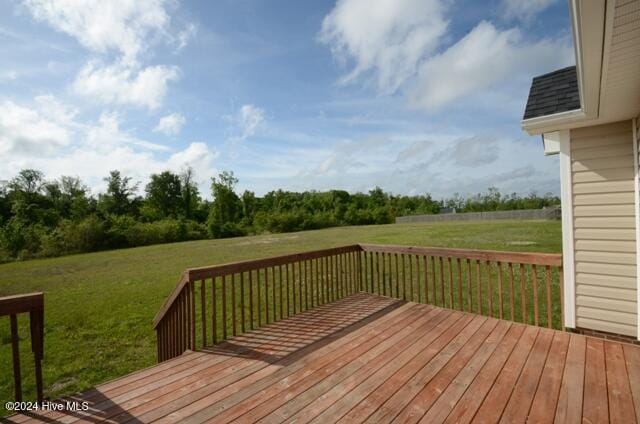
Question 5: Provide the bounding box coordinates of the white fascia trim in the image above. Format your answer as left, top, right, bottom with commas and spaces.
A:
570, 0, 586, 116
633, 118, 640, 340
522, 109, 586, 135
559, 129, 576, 329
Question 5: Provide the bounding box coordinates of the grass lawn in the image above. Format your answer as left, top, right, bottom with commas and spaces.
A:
0, 219, 561, 412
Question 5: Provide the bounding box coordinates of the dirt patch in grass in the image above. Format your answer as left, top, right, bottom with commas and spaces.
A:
234, 235, 300, 246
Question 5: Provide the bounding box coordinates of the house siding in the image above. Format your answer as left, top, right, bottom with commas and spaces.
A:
571, 120, 638, 337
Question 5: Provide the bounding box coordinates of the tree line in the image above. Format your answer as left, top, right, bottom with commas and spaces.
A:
0, 169, 559, 262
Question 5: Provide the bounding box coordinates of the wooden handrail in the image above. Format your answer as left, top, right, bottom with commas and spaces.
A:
0, 292, 45, 403
152, 272, 189, 328
359, 244, 563, 267
186, 245, 362, 281
153, 245, 362, 328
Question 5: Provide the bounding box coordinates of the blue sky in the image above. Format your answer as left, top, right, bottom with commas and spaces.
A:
0, 0, 574, 198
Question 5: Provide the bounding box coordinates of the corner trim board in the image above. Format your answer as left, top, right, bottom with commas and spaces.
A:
559, 129, 576, 329
633, 118, 640, 340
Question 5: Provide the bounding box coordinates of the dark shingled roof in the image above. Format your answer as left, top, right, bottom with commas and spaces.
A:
523, 66, 581, 120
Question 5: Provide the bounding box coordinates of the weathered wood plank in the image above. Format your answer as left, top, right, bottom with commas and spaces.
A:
583, 338, 609, 423
470, 325, 539, 422
320, 313, 470, 424
499, 328, 554, 422
605, 342, 636, 423
428, 323, 524, 424
554, 335, 586, 424
527, 331, 571, 423
237, 307, 443, 423
283, 310, 457, 424
359, 315, 487, 423
623, 344, 640, 423
148, 299, 412, 423
392, 319, 505, 423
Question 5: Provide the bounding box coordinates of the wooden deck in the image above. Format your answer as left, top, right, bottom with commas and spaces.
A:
6, 293, 640, 423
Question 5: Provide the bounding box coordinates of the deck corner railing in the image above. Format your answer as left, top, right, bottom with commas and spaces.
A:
153, 245, 362, 362
0, 292, 45, 403
154, 243, 564, 362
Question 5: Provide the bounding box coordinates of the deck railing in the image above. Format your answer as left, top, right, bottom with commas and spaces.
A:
154, 244, 563, 362
153, 245, 362, 362
359, 244, 564, 330
0, 293, 44, 402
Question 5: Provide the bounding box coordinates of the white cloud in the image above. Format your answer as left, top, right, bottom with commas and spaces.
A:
23, 0, 193, 110
168, 142, 219, 188
395, 140, 433, 163
174, 23, 197, 51
276, 131, 559, 198
319, 0, 448, 94
0, 99, 72, 156
30, 141, 217, 195
239, 105, 265, 139
447, 136, 500, 167
73, 60, 179, 109
0, 96, 220, 194
23, 0, 171, 62
305, 133, 426, 178
501, 0, 558, 22
154, 112, 186, 136
225, 104, 266, 143
0, 70, 18, 81
409, 21, 573, 111
319, 0, 572, 111
86, 112, 169, 152
33, 94, 78, 125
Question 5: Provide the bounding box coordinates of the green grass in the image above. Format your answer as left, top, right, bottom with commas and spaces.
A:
0, 220, 561, 412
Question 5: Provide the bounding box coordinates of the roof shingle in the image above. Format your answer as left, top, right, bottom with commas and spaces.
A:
523, 66, 581, 120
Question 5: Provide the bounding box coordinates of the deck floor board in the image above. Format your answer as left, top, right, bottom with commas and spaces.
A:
5, 293, 640, 423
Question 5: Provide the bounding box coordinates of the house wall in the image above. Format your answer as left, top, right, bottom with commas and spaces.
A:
570, 120, 638, 337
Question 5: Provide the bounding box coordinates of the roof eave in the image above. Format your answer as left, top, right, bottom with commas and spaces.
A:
521, 0, 606, 136
521, 108, 586, 135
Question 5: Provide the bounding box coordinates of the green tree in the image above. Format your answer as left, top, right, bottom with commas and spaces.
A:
180, 167, 200, 220
241, 190, 258, 225
0, 182, 10, 225
145, 171, 183, 218
98, 171, 139, 216
59, 176, 94, 219
9, 169, 44, 195
207, 171, 243, 238
7, 169, 49, 224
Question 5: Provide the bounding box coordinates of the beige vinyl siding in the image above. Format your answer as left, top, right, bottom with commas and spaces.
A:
571, 120, 638, 337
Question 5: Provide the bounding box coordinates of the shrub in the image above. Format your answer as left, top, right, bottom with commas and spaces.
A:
64, 215, 108, 252
0, 219, 45, 259
184, 220, 208, 240
208, 221, 245, 239
39, 227, 66, 257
